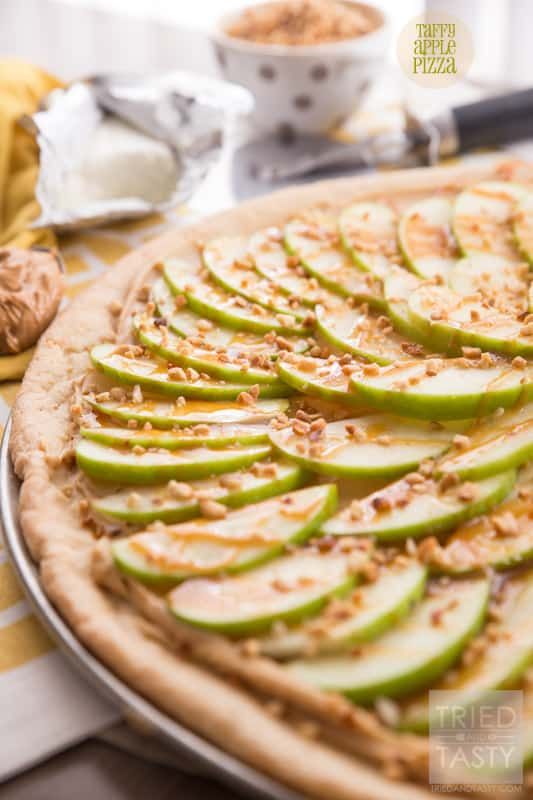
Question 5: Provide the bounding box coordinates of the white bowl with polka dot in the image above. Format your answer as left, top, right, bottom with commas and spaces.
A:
211, 1, 390, 135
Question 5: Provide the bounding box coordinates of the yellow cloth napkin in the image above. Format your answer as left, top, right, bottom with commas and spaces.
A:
0, 59, 62, 248
0, 60, 63, 381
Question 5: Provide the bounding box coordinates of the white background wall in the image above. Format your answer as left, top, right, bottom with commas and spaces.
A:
0, 0, 527, 88
0, 0, 421, 80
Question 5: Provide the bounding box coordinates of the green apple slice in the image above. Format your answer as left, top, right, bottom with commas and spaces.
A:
76, 439, 271, 484
168, 546, 354, 636
453, 180, 527, 258
285, 215, 385, 307
92, 461, 306, 525
163, 259, 308, 336
398, 196, 458, 280
113, 483, 338, 588
81, 423, 270, 450
407, 283, 533, 358
438, 401, 533, 479
287, 577, 489, 703
349, 358, 533, 420
315, 301, 411, 365
513, 191, 533, 266
277, 356, 362, 408
152, 278, 308, 356
91, 344, 291, 401
249, 227, 325, 305
203, 236, 306, 320
338, 201, 398, 280
401, 571, 533, 732
322, 469, 515, 541
134, 315, 288, 388
269, 415, 454, 478
260, 559, 427, 659
86, 396, 289, 429
448, 253, 529, 315
426, 467, 533, 574
383, 268, 429, 345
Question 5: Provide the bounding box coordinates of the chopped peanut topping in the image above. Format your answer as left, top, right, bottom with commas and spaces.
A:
492, 512, 519, 537
167, 481, 194, 500
453, 434, 471, 450
199, 498, 228, 519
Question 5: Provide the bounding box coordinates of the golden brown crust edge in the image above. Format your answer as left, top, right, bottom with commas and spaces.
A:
10, 159, 525, 800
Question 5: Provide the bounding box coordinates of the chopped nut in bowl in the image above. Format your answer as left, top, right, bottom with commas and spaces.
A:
212, 0, 389, 134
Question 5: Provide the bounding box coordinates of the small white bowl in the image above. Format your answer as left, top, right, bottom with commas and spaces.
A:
211, 1, 390, 135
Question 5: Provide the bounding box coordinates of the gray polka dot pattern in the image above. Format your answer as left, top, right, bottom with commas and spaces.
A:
293, 94, 313, 110
310, 64, 329, 81
259, 64, 276, 81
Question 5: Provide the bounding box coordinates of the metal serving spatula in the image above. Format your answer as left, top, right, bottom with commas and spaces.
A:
254, 87, 533, 181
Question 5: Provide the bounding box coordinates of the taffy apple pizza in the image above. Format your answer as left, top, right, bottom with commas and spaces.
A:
11, 160, 533, 800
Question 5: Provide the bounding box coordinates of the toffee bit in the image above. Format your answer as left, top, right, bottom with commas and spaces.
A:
136, 284, 151, 302
401, 341, 425, 357
492, 512, 519, 537
416, 536, 440, 562
295, 409, 317, 423
167, 481, 193, 500
452, 434, 470, 450
237, 390, 255, 406
131, 384, 144, 404
344, 422, 365, 441
418, 459, 435, 477
127, 492, 141, 509
425, 359, 440, 377
461, 346, 482, 359
193, 424, 210, 437
371, 495, 392, 512
439, 471, 460, 492
362, 362, 380, 376
199, 498, 228, 519
405, 472, 424, 485
292, 419, 310, 436
109, 299, 122, 316
271, 578, 292, 593
251, 462, 277, 478
109, 386, 126, 401
218, 473, 243, 490
457, 482, 479, 502
480, 352, 495, 367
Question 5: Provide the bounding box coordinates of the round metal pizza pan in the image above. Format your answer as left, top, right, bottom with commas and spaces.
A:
0, 417, 302, 800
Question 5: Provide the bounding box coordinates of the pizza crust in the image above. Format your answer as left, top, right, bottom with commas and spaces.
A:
11, 158, 528, 800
